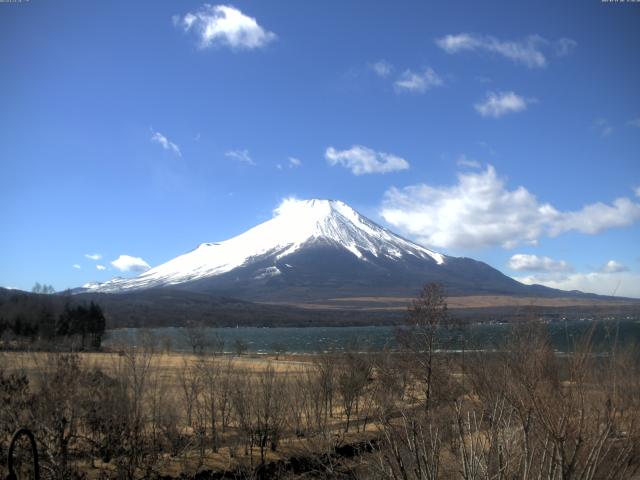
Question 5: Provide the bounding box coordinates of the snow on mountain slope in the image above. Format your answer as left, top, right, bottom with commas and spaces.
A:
83, 199, 446, 293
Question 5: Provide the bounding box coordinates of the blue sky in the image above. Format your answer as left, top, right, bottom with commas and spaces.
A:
1, 0, 639, 296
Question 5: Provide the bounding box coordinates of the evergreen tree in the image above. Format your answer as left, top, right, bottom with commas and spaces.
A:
57, 307, 71, 337
88, 302, 106, 349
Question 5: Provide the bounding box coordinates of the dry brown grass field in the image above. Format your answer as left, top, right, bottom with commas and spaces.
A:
1, 349, 388, 478
1, 287, 639, 479
264, 294, 640, 311
0, 351, 311, 378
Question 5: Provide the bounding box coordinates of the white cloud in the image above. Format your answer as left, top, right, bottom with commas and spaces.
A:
225, 149, 256, 166
436, 33, 479, 53
600, 260, 629, 273
593, 118, 613, 137
72, 264, 81, 270
96, 264, 107, 271
475, 91, 531, 118
508, 254, 572, 272
628, 118, 640, 128
277, 157, 301, 170
371, 60, 393, 77
380, 166, 640, 250
288, 157, 301, 168
174, 4, 275, 50
111, 255, 151, 273
547, 197, 640, 236
151, 130, 182, 156
554, 38, 578, 56
516, 271, 640, 299
456, 155, 481, 169
84, 253, 102, 260
394, 68, 443, 93
326, 145, 410, 175
435, 33, 576, 68
635, 186, 640, 198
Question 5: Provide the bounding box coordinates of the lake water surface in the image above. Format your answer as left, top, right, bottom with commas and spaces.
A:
104, 319, 640, 354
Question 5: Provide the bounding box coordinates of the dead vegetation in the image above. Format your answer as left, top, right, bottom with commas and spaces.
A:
1, 286, 638, 479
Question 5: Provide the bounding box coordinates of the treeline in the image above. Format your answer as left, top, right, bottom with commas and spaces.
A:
31, 282, 56, 294
0, 289, 106, 350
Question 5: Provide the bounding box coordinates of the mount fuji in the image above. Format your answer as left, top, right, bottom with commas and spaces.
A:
78, 199, 562, 302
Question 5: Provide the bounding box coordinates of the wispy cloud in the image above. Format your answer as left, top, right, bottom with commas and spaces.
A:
435, 33, 576, 68
370, 60, 393, 77
174, 4, 276, 50
288, 157, 301, 168
555, 37, 577, 56
380, 166, 640, 250
151, 130, 182, 156
326, 145, 410, 175
111, 255, 150, 273
96, 264, 107, 271
593, 118, 613, 137
72, 264, 81, 270
475, 91, 531, 118
277, 157, 301, 170
225, 149, 256, 166
456, 155, 481, 169
628, 118, 640, 128
508, 254, 573, 273
394, 68, 443, 93
84, 253, 102, 260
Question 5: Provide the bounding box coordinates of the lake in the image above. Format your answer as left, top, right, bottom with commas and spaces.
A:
104, 319, 640, 354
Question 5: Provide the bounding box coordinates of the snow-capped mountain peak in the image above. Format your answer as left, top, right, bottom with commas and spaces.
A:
82, 198, 445, 293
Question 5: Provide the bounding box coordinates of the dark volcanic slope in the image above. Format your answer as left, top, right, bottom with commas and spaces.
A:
172, 241, 564, 301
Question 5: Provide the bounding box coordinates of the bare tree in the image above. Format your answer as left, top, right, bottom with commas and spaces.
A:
398, 283, 449, 413
270, 342, 288, 360
112, 342, 158, 479
178, 358, 201, 428
183, 320, 207, 355
32, 353, 83, 478
254, 364, 286, 462
195, 356, 222, 451
375, 411, 442, 480
337, 352, 371, 433
233, 338, 249, 356
317, 352, 336, 423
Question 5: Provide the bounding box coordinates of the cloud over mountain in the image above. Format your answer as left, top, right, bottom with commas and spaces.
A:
600, 260, 628, 273
380, 166, 640, 249
508, 254, 572, 272
516, 271, 639, 298
111, 255, 151, 273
